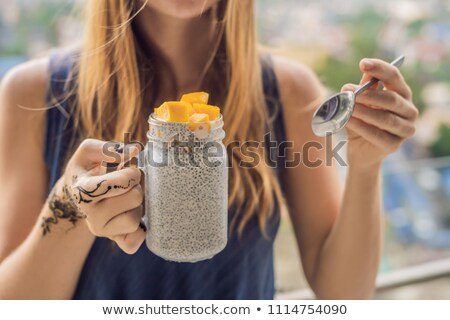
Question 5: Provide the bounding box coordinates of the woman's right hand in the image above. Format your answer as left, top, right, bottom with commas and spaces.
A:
62, 139, 145, 254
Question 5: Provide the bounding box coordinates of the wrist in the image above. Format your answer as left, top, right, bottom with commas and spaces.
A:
52, 177, 67, 197
347, 161, 382, 180
41, 178, 87, 236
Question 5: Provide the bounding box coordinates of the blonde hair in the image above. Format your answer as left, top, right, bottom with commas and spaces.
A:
76, 0, 286, 236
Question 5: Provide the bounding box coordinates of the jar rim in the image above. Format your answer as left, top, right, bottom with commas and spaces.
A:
146, 113, 225, 142
148, 113, 223, 127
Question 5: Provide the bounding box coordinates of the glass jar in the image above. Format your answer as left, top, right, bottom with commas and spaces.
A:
139, 114, 228, 262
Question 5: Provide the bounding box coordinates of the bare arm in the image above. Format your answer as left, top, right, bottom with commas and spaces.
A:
274, 56, 416, 299
0, 60, 96, 299
0, 60, 146, 299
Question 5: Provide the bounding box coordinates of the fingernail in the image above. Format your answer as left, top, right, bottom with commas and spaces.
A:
114, 144, 124, 154
139, 222, 147, 232
362, 59, 375, 70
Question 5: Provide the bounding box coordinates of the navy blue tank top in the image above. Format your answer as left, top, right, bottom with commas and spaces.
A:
45, 51, 287, 299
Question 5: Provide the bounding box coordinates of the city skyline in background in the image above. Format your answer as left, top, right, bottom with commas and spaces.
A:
0, 0, 450, 298
1, 1, 449, 123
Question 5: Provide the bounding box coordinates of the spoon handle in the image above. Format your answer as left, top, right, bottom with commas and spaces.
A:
354, 55, 405, 96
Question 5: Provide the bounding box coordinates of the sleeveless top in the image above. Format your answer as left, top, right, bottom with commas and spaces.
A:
45, 51, 287, 300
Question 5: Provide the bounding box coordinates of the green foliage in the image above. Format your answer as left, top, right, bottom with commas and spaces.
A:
429, 124, 450, 157
317, 10, 386, 91
401, 65, 426, 112
0, 1, 73, 56
408, 19, 429, 36
314, 9, 448, 114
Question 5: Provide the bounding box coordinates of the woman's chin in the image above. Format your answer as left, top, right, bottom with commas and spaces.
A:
143, 0, 219, 20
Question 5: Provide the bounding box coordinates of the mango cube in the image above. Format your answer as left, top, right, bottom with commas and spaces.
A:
188, 113, 211, 132
181, 92, 209, 105
155, 101, 190, 122
189, 113, 209, 123
152, 92, 221, 126
186, 103, 195, 116
192, 104, 220, 121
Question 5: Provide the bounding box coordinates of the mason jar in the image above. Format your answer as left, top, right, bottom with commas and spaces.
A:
139, 114, 228, 262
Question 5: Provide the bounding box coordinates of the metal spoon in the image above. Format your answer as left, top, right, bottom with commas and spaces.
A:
311, 55, 405, 137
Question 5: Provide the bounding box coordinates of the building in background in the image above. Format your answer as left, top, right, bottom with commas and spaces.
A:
1, 0, 450, 298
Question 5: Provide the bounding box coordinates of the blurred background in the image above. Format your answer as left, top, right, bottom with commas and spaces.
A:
1, 0, 449, 299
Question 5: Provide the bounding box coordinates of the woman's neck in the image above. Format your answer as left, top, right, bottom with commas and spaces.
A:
134, 6, 216, 97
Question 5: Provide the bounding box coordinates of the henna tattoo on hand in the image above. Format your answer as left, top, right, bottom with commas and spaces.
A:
42, 177, 135, 236
73, 179, 135, 204
42, 185, 86, 236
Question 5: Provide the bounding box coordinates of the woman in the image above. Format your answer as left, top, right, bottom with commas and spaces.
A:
0, 0, 417, 299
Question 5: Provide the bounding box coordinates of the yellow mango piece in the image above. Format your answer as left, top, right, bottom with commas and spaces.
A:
155, 101, 190, 122
188, 113, 211, 132
186, 103, 195, 116
189, 113, 210, 123
192, 104, 220, 120
181, 92, 209, 105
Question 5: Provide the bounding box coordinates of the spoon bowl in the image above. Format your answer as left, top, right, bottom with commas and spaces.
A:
311, 55, 405, 137
312, 91, 355, 137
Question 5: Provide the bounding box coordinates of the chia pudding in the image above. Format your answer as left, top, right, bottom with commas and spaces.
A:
141, 114, 228, 262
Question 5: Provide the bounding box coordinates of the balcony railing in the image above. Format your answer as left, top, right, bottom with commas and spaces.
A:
276, 155, 450, 299
276, 257, 450, 299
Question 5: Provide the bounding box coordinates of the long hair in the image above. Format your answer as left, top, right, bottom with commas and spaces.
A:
75, 0, 286, 236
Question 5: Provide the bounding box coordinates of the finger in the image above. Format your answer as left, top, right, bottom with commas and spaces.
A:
87, 206, 142, 237
72, 167, 142, 204
112, 228, 146, 255
87, 184, 144, 226
74, 139, 141, 172
98, 142, 142, 175
102, 206, 143, 236
346, 117, 402, 154
342, 84, 418, 120
358, 74, 381, 91
352, 104, 416, 138
342, 82, 378, 94
359, 58, 412, 99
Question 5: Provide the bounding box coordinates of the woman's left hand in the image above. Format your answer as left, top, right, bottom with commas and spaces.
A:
342, 58, 419, 170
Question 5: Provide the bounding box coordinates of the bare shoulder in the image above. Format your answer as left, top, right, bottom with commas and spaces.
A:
0, 58, 50, 182
272, 55, 325, 114
0, 58, 49, 113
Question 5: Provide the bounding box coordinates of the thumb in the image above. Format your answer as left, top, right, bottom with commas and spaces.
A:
74, 139, 141, 172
